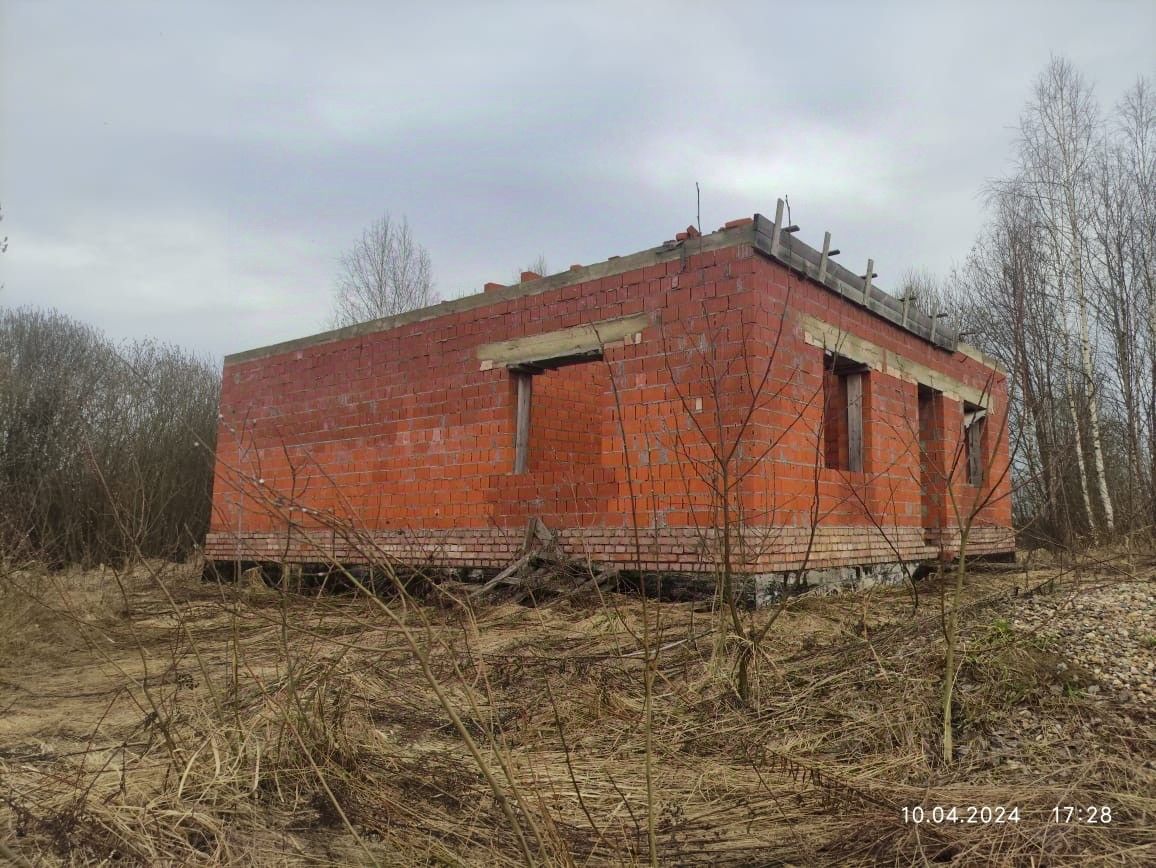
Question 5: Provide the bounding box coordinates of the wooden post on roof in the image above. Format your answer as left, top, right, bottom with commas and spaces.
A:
770, 199, 785, 256
818, 231, 833, 283
930, 311, 947, 345
862, 259, 875, 306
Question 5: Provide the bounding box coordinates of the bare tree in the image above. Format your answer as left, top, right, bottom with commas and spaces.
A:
940, 60, 1156, 547
512, 254, 550, 284
1, 203, 8, 295
952, 186, 1086, 544
1115, 78, 1156, 529
329, 214, 435, 327
1013, 58, 1115, 534
1090, 99, 1148, 528
896, 266, 953, 321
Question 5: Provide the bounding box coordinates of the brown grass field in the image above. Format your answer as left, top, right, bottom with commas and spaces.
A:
1, 556, 1153, 866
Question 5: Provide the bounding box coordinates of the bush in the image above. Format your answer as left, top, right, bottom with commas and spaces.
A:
0, 306, 219, 565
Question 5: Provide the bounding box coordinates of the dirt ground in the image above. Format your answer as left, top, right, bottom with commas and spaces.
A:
1, 555, 1153, 866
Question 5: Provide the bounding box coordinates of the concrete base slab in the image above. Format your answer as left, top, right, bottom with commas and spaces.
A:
749, 561, 915, 607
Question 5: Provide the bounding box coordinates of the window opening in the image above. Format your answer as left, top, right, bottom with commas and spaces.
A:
823, 351, 867, 472
510, 349, 603, 474
917, 384, 943, 530
963, 402, 987, 486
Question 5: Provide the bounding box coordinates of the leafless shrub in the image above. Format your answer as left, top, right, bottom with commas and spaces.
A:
0, 306, 219, 566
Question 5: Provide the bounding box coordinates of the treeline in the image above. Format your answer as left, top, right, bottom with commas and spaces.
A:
0, 306, 220, 566
948, 59, 1154, 547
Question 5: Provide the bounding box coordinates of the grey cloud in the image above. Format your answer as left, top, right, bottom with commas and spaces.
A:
2, 0, 1153, 360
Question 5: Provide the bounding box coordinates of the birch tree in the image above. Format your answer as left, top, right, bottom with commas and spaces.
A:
1115, 79, 1156, 528
1089, 89, 1150, 527
1016, 58, 1115, 534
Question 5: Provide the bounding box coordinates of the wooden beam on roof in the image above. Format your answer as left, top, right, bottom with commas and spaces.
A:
770, 199, 785, 256
861, 259, 875, 306
818, 231, 833, 283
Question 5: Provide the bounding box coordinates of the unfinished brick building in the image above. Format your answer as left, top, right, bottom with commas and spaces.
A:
204, 204, 1014, 589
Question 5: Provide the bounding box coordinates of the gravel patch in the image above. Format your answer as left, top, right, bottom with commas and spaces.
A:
1010, 580, 1155, 704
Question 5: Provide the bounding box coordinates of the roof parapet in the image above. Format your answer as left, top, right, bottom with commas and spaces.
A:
225, 205, 973, 364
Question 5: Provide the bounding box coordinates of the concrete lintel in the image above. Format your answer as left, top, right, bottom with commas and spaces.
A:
956, 342, 1009, 375
477, 312, 653, 370
801, 314, 995, 407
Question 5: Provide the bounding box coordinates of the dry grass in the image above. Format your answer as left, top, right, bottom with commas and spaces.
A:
1, 557, 1153, 866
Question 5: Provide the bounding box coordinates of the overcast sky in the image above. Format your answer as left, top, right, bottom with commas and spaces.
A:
2, 1, 1153, 362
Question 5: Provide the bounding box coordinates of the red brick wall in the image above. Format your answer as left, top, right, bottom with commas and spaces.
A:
494, 361, 613, 528
822, 370, 848, 471
206, 239, 1014, 571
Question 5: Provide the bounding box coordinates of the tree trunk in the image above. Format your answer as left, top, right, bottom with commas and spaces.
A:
1149, 266, 1156, 531
1068, 200, 1116, 533
1062, 324, 1096, 533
